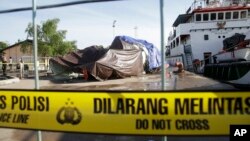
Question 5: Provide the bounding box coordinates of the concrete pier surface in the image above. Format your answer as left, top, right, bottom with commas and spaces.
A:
0, 71, 236, 90
0, 71, 237, 141
0, 128, 228, 141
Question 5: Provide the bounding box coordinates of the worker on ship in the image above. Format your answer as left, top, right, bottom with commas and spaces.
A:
173, 62, 184, 73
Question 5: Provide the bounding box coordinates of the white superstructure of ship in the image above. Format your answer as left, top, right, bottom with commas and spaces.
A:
167, 0, 250, 87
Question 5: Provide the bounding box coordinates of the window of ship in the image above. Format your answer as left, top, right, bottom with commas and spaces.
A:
233, 11, 239, 19
240, 11, 247, 19
225, 12, 231, 20
176, 38, 179, 46
204, 34, 209, 40
248, 9, 250, 17
218, 12, 224, 20
210, 13, 216, 20
203, 13, 209, 21
196, 14, 201, 21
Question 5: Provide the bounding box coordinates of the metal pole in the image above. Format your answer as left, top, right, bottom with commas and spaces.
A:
112, 20, 116, 38
32, 0, 42, 141
32, 0, 39, 89
160, 0, 167, 140
160, 0, 166, 91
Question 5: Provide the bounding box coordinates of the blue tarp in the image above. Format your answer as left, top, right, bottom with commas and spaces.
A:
110, 35, 161, 71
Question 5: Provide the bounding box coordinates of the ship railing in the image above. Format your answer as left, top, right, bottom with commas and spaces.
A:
186, 0, 250, 14
186, 0, 208, 14
192, 39, 250, 73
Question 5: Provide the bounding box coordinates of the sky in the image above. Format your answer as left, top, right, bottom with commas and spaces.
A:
0, 0, 193, 50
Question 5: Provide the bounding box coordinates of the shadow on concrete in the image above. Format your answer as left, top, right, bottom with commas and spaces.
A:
168, 136, 229, 141
9, 129, 229, 141
12, 130, 36, 141
183, 83, 239, 91
55, 133, 230, 141
58, 134, 162, 141
21, 73, 98, 84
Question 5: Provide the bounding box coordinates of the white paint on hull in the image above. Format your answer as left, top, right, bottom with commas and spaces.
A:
229, 71, 250, 85
216, 48, 250, 62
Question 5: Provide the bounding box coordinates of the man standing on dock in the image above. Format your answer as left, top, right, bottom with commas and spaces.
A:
9, 56, 13, 72
1, 54, 7, 76
19, 58, 24, 79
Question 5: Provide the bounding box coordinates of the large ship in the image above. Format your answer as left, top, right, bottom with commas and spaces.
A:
167, 0, 250, 87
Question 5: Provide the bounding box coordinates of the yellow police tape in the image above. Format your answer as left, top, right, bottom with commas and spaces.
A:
0, 90, 249, 135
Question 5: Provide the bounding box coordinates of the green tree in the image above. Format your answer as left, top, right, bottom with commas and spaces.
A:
22, 18, 77, 57
0, 41, 9, 52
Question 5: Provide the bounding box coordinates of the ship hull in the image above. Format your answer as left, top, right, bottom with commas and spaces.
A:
204, 60, 250, 87
216, 47, 250, 63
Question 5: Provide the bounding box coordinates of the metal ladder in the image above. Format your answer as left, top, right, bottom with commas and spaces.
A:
185, 53, 194, 71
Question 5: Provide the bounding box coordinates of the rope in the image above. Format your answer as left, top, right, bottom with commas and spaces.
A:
191, 39, 250, 74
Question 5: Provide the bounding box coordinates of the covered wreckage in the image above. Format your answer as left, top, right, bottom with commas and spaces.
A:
50, 36, 161, 80
110, 36, 161, 72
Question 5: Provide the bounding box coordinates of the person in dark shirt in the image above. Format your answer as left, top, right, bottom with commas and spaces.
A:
1, 54, 7, 76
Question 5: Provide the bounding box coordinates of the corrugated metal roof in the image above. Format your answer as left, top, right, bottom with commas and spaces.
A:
0, 39, 32, 52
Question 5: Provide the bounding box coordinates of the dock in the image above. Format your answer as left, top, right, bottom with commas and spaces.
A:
0, 71, 236, 90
